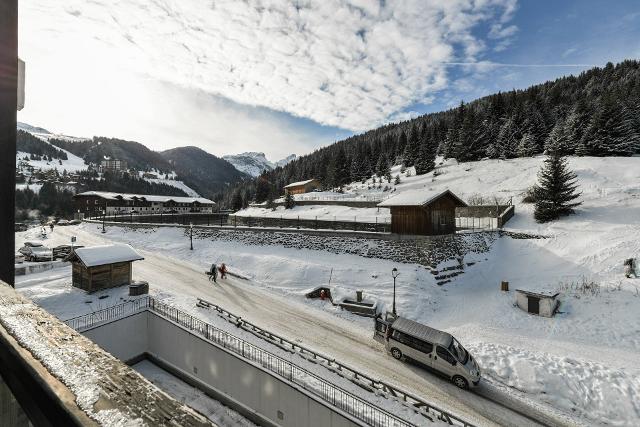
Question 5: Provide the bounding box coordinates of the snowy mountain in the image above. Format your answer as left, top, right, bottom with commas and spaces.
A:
274, 154, 297, 168
223, 152, 297, 177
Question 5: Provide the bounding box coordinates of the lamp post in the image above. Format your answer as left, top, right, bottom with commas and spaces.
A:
101, 210, 106, 233
391, 267, 400, 316
189, 222, 193, 251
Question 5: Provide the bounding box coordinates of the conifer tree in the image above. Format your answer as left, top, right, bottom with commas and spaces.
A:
516, 133, 537, 157
544, 118, 571, 155
284, 192, 296, 209
403, 124, 420, 166
533, 153, 581, 222
414, 137, 436, 175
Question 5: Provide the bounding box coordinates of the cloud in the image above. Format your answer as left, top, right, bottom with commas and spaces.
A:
19, 0, 518, 134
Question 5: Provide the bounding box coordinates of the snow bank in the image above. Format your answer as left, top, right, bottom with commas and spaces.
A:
471, 342, 640, 425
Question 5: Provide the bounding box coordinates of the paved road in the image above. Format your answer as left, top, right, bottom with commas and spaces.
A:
45, 226, 575, 427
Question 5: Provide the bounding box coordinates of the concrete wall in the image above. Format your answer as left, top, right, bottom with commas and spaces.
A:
515, 292, 558, 317
83, 312, 362, 427
83, 312, 148, 362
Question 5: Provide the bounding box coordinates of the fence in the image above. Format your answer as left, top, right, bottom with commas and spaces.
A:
197, 298, 473, 427
89, 212, 230, 226
65, 297, 426, 427
229, 215, 391, 233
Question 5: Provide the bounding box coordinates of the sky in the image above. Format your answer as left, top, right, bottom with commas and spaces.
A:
17, 0, 640, 160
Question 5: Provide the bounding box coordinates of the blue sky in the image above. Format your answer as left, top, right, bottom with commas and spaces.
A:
18, 0, 640, 160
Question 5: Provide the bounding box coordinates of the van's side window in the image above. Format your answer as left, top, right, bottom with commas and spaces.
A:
436, 346, 456, 365
392, 331, 433, 353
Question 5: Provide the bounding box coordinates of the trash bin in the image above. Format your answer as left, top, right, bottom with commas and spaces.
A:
500, 281, 509, 291
356, 290, 363, 302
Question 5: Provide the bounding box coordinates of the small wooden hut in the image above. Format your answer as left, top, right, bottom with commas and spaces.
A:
67, 244, 144, 293
378, 189, 467, 235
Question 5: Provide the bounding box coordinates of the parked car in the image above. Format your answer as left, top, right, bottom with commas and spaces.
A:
374, 315, 480, 389
68, 219, 82, 225
53, 245, 84, 259
14, 223, 28, 232
18, 242, 53, 262
15, 254, 25, 264
57, 219, 70, 226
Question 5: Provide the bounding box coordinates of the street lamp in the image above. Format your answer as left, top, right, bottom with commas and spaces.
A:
189, 222, 193, 250
101, 210, 106, 233
391, 267, 400, 316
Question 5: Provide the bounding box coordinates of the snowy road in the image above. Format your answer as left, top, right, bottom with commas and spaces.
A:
36, 225, 580, 427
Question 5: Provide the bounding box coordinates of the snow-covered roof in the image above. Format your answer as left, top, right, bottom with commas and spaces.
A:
74, 191, 214, 205
284, 179, 317, 188
72, 244, 144, 267
516, 289, 560, 299
377, 189, 467, 207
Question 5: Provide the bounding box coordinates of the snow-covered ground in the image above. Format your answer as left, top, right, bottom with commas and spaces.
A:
15, 183, 43, 193
144, 178, 200, 197
132, 360, 256, 427
14, 155, 640, 426
16, 147, 88, 173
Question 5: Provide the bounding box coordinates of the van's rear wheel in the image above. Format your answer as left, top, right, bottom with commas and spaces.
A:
390, 348, 403, 360
452, 376, 468, 390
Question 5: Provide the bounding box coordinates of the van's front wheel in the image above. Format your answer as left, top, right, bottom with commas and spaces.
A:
452, 376, 468, 390
390, 348, 403, 360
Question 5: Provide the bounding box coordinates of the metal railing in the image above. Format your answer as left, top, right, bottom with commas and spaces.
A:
196, 298, 473, 427
64, 297, 152, 331
65, 297, 420, 427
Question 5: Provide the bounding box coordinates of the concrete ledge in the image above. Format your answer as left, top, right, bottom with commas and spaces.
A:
14, 260, 69, 276
0, 283, 216, 427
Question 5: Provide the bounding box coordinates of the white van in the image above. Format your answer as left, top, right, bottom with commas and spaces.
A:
374, 315, 480, 389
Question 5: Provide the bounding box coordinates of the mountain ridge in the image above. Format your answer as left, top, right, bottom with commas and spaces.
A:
223, 151, 297, 177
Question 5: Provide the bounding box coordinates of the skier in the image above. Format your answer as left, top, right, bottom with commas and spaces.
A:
218, 263, 227, 280
209, 263, 218, 283
49, 223, 54, 232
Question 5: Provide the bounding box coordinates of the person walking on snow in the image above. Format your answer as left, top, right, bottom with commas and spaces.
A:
209, 263, 217, 283
218, 263, 227, 280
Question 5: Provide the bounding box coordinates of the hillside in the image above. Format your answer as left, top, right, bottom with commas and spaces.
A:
222, 60, 640, 207
49, 136, 174, 173
160, 146, 249, 199
27, 128, 247, 199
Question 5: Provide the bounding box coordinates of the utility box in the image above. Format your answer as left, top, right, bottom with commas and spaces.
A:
515, 289, 559, 317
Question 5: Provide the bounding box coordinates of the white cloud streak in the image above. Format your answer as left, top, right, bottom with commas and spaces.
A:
19, 0, 518, 136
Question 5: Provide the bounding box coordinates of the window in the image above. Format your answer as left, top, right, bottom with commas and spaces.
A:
391, 331, 433, 354
436, 346, 456, 365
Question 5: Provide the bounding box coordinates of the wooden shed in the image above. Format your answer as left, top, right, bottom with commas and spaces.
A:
284, 179, 321, 195
67, 244, 144, 293
378, 189, 467, 235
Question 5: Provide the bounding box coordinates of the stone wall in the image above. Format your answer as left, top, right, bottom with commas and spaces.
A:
193, 227, 497, 270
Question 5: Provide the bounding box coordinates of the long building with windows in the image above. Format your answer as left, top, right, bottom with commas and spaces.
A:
73, 191, 216, 216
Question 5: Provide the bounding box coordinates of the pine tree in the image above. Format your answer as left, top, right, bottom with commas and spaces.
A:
284, 192, 296, 209
414, 136, 436, 175
403, 124, 420, 167
533, 153, 582, 222
231, 190, 243, 211
516, 133, 537, 157
544, 118, 571, 155
497, 116, 519, 159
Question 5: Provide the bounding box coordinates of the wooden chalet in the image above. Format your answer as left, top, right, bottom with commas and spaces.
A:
378, 189, 467, 235
284, 179, 321, 195
67, 244, 144, 293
